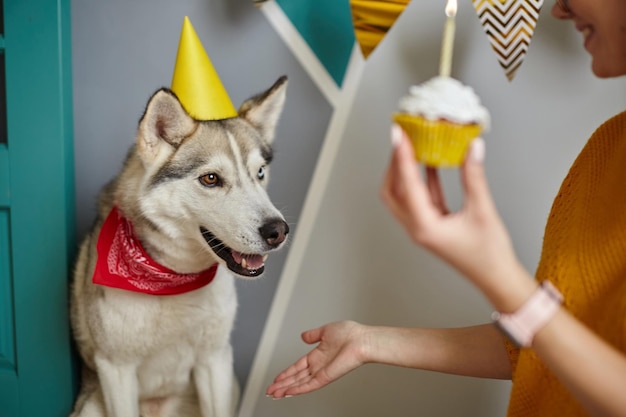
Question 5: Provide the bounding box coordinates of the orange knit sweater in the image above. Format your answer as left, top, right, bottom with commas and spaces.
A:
505, 110, 626, 416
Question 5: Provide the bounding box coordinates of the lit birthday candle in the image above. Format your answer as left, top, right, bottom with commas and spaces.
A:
439, 0, 457, 77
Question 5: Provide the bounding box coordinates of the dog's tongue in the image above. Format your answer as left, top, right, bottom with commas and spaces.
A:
232, 251, 265, 270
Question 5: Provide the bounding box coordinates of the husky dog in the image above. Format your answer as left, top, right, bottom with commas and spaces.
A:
70, 76, 289, 417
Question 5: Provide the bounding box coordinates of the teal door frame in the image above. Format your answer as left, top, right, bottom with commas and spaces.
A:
0, 0, 76, 415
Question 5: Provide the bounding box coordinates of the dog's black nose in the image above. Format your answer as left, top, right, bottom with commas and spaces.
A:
259, 219, 289, 248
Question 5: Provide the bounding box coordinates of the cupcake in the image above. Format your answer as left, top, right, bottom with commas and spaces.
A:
392, 76, 490, 167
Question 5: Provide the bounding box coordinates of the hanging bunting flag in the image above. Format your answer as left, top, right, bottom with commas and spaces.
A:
350, 0, 411, 59
472, 0, 543, 81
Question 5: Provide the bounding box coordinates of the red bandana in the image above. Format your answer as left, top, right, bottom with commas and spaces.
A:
93, 206, 218, 295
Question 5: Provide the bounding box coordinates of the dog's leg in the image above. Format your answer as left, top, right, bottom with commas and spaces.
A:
193, 348, 240, 417
94, 354, 139, 417
70, 367, 107, 417
70, 390, 106, 417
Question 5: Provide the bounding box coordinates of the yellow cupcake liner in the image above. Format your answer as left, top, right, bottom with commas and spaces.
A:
392, 113, 482, 167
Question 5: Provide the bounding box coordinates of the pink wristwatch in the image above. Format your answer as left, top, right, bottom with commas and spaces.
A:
492, 281, 563, 348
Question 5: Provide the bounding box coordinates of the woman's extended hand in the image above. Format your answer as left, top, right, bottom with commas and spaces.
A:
381, 125, 534, 311
266, 321, 368, 398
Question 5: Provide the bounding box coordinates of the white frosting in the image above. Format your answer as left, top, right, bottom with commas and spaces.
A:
398, 76, 490, 131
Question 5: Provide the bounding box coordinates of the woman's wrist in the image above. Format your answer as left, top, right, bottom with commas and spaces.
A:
360, 325, 414, 367
482, 261, 538, 314
492, 281, 563, 347
355, 323, 378, 364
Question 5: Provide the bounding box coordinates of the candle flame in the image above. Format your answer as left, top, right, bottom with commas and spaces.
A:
445, 0, 457, 17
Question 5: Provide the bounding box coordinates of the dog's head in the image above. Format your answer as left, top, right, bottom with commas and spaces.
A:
132, 76, 289, 278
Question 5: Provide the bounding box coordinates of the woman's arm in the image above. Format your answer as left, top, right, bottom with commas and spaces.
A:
364, 323, 512, 379
483, 262, 626, 417
532, 306, 626, 417
267, 321, 511, 398
383, 127, 626, 417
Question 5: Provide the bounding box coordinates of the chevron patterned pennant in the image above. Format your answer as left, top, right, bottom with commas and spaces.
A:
472, 0, 543, 80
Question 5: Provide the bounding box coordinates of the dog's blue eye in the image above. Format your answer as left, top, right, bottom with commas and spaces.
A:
199, 173, 220, 188
257, 166, 266, 180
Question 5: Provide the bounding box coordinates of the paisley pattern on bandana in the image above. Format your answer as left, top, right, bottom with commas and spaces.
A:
93, 207, 218, 295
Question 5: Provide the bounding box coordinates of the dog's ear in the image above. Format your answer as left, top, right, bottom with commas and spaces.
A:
137, 89, 197, 163
239, 76, 287, 144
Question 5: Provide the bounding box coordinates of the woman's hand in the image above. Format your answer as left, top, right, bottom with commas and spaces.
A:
381, 125, 535, 311
266, 321, 368, 398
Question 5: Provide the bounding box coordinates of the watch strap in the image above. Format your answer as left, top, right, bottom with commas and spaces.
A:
492, 281, 563, 348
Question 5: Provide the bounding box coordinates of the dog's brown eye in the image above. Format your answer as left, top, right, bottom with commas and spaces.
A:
199, 173, 220, 188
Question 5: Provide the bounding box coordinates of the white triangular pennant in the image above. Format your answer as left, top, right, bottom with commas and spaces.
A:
473, 0, 544, 80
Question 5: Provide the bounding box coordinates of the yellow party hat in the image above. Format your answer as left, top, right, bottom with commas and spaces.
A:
171, 16, 237, 120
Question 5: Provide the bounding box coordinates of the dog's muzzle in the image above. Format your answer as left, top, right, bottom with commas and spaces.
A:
200, 219, 289, 278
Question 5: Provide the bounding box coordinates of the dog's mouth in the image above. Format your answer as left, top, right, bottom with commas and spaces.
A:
200, 227, 267, 278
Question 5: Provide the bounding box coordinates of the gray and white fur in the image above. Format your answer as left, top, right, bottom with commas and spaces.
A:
70, 76, 289, 417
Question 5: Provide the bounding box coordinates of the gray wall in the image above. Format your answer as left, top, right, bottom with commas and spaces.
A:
243, 2, 626, 417
71, 0, 331, 388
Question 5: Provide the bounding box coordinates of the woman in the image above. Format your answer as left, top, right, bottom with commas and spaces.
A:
266, 1, 626, 416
